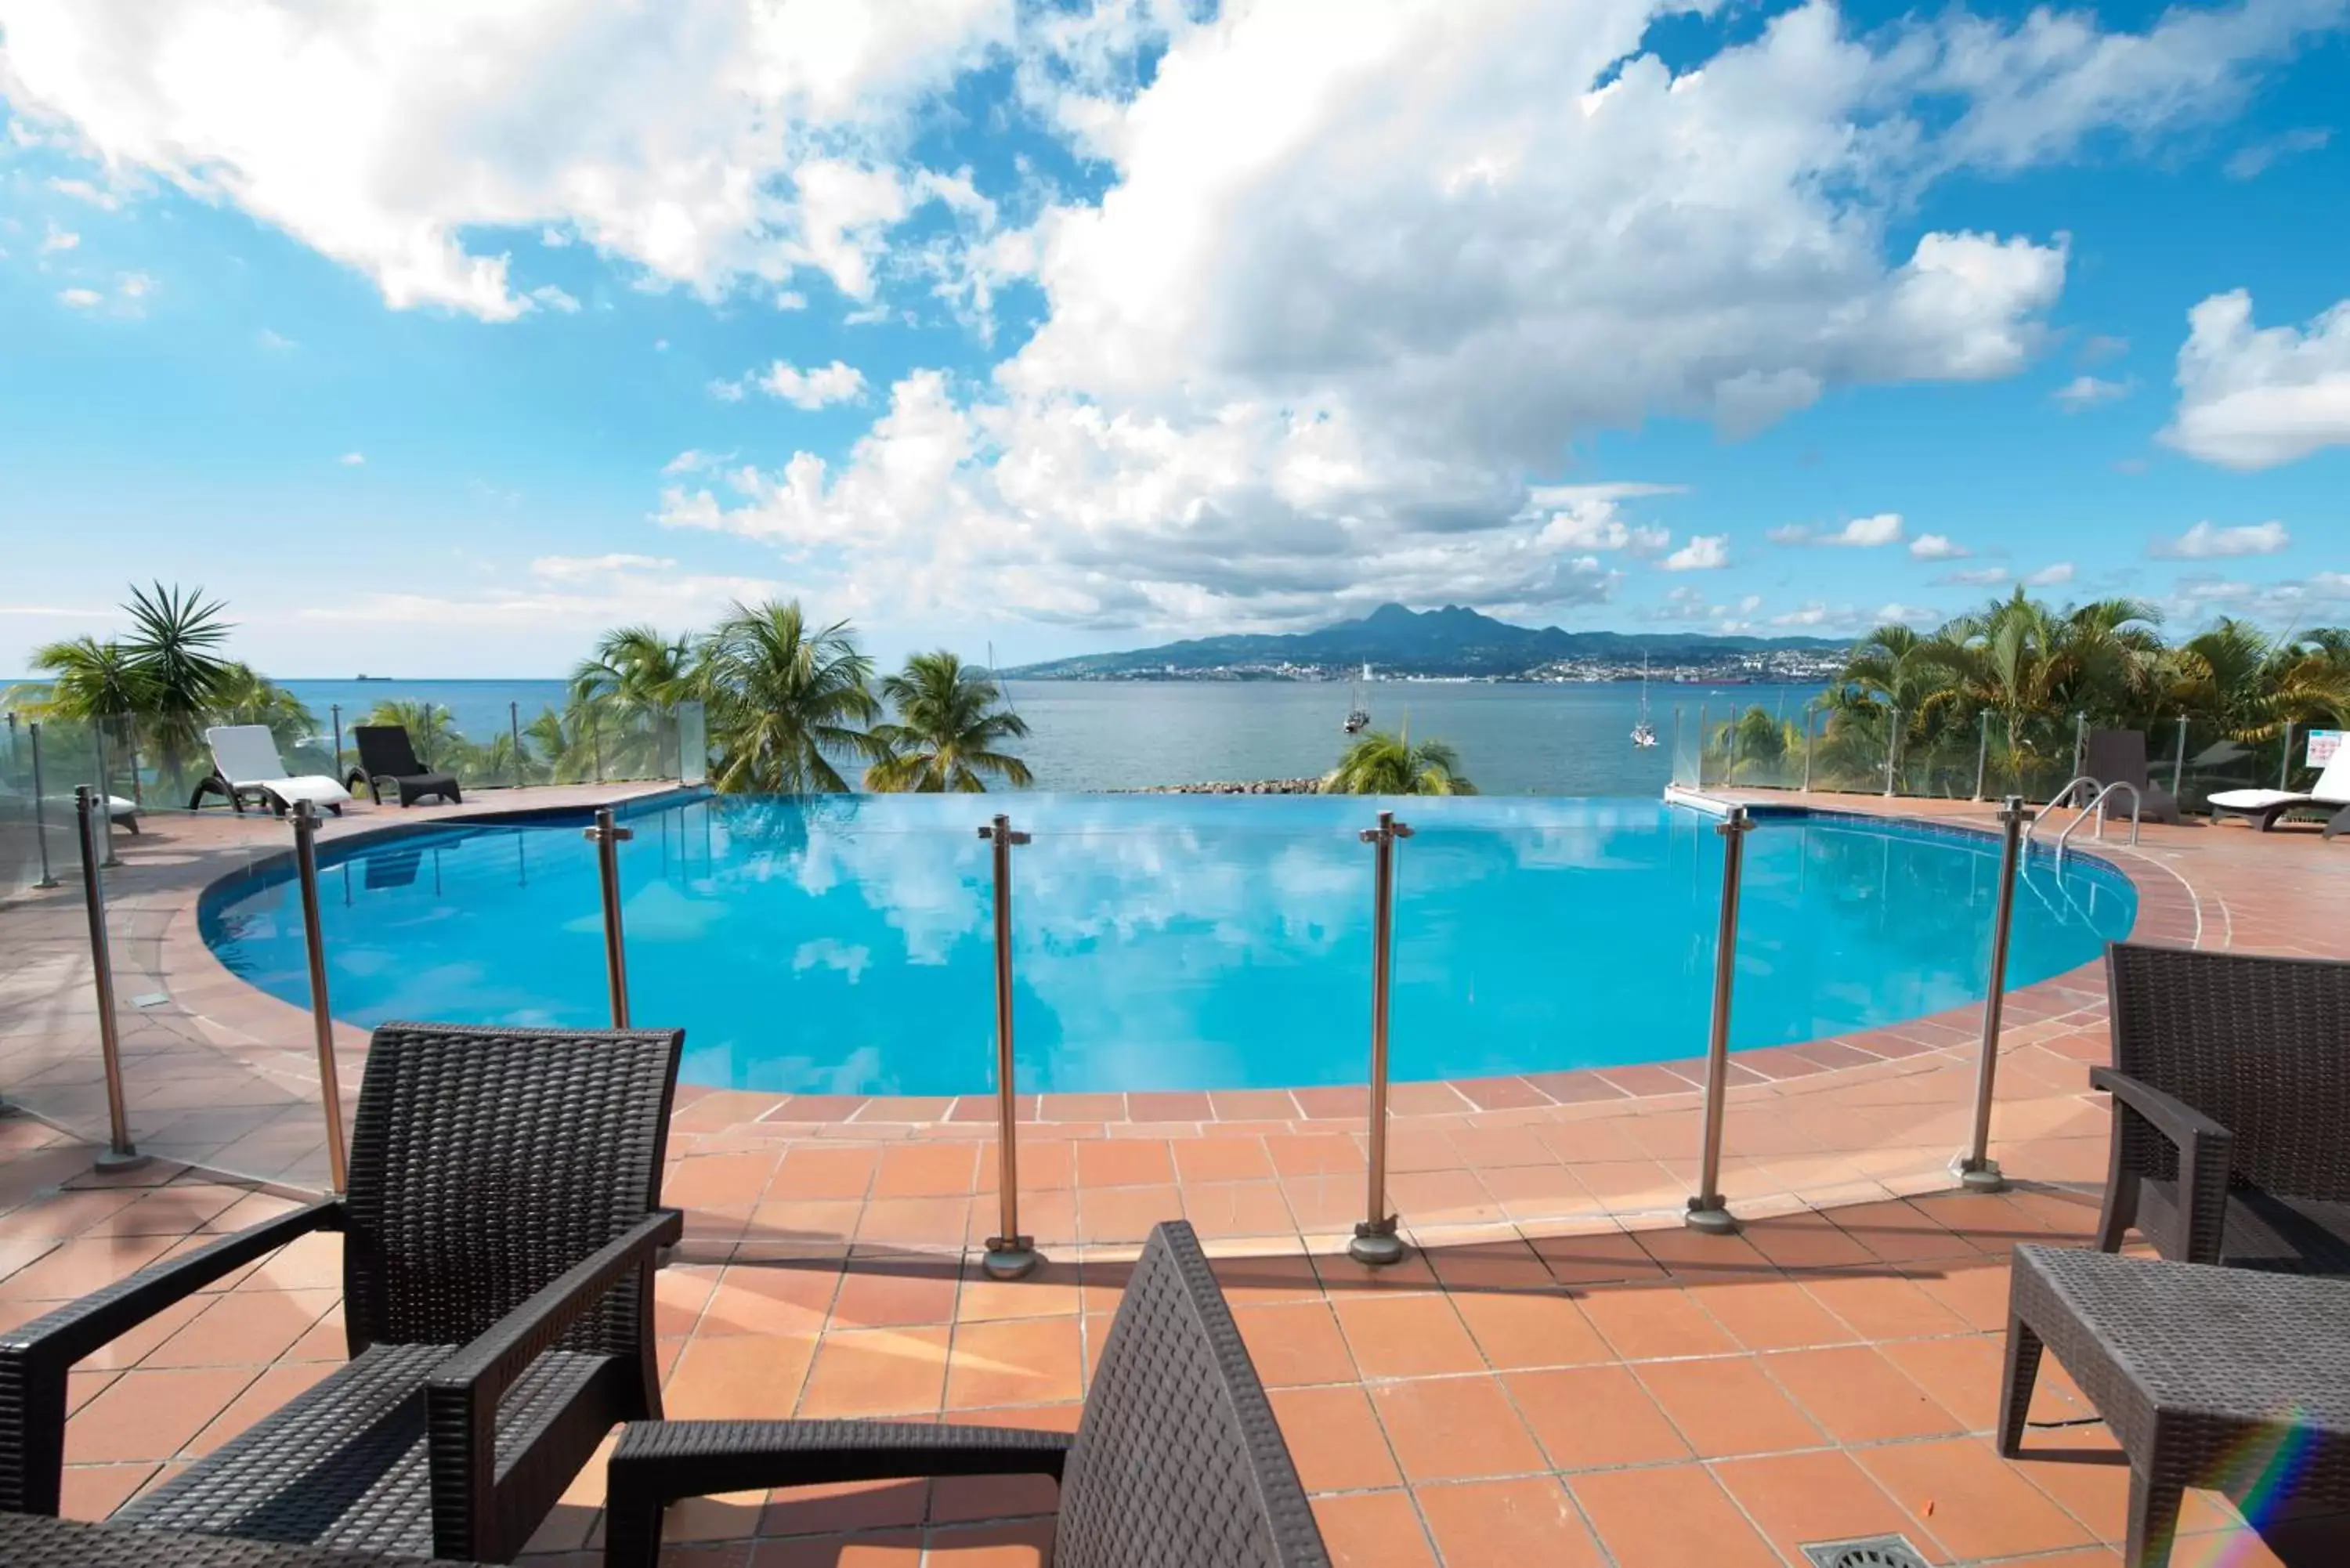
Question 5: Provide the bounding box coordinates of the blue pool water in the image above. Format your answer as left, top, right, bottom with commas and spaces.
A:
200, 793, 2138, 1096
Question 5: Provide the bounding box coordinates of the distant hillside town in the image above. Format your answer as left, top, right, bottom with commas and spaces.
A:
1005, 602, 1849, 683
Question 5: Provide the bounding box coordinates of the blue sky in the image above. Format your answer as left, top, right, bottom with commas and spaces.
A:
2, 0, 2346, 677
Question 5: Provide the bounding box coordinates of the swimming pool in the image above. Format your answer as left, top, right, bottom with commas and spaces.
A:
199, 793, 2138, 1096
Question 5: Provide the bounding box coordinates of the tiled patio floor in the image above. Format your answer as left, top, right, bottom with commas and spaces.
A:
2, 788, 2346, 1563
6, 1117, 2346, 1566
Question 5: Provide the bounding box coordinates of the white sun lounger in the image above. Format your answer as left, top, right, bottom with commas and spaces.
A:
2207, 744, 2350, 832
198, 724, 352, 817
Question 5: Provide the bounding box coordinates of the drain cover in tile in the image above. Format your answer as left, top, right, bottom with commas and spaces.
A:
1800, 1537, 1931, 1568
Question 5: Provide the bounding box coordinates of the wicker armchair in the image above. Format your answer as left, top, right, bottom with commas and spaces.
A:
2095, 942, 2350, 1274
602, 1219, 1329, 1568
0, 1023, 683, 1563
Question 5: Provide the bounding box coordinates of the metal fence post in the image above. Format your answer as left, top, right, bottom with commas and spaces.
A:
1882, 706, 1900, 797
1686, 807, 1752, 1233
29, 721, 59, 888
1695, 703, 1708, 790
978, 815, 1038, 1280
510, 702, 524, 789
1801, 706, 1817, 793
2280, 721, 2296, 789
1350, 810, 1414, 1266
1726, 710, 1741, 786
1668, 706, 1682, 785
2172, 714, 2189, 802
583, 808, 634, 1026
591, 716, 604, 784
1958, 796, 2027, 1193
331, 703, 345, 780
290, 802, 351, 1190
1972, 710, 1990, 801
2072, 712, 2086, 779
75, 788, 146, 1171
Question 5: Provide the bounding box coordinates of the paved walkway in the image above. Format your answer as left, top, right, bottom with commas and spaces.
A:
0, 788, 2345, 1563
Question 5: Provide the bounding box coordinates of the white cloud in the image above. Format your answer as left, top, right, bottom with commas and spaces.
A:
708, 378, 747, 403
2054, 374, 2131, 410
653, 338, 670, 352
1910, 533, 1970, 561
2149, 519, 2290, 558
1872, 602, 1939, 624
1528, 491, 1671, 555
528, 283, 580, 313
2163, 289, 2350, 470
56, 286, 100, 309
2225, 126, 2330, 179
38, 219, 76, 253
752, 358, 868, 409
2079, 334, 2130, 366
1661, 535, 1730, 572
1939, 566, 2012, 587
29, 0, 2307, 634
1772, 602, 1834, 627
302, 553, 776, 630
256, 327, 295, 350
0, 0, 1020, 318
45, 175, 118, 208
662, 449, 721, 475
1772, 512, 1906, 547
530, 552, 678, 582
116, 271, 153, 300
338, 451, 365, 466
2023, 562, 2076, 587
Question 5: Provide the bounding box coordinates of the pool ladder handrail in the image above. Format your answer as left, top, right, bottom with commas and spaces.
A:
2030, 778, 2141, 865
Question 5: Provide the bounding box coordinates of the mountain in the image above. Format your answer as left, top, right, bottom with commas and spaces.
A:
1003, 603, 1849, 679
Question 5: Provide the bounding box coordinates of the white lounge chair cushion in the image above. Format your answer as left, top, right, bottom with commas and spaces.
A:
2208, 746, 2350, 811
204, 724, 353, 807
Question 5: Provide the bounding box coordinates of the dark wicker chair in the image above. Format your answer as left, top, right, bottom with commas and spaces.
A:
1, 1512, 482, 1566
2095, 942, 2350, 1274
602, 1219, 1329, 1568
0, 1022, 684, 1563
349, 726, 461, 807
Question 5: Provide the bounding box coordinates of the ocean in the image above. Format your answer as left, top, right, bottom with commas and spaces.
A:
283, 677, 1815, 796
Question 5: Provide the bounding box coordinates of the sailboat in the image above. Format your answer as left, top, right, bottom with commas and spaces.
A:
1343, 662, 1372, 734
1630, 653, 1658, 748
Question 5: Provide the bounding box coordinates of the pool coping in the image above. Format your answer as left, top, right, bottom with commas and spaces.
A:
162, 788, 2192, 1133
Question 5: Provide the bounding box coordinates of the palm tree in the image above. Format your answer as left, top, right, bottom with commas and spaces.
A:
119, 582, 233, 786
568, 625, 696, 778
212, 663, 316, 746
27, 634, 146, 799
1324, 728, 1475, 795
864, 651, 1033, 792
694, 600, 879, 793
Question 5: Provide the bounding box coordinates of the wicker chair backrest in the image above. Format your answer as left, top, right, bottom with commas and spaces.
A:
1056, 1223, 1329, 1568
352, 726, 427, 778
341, 1022, 682, 1352
2108, 943, 2350, 1201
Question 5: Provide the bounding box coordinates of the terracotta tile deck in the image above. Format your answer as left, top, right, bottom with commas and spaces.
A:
2, 786, 2347, 1562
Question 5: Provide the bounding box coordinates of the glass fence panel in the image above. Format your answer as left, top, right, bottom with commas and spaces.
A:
676, 701, 708, 786
1012, 807, 1369, 1247
1668, 703, 1701, 789
0, 792, 334, 1188
1803, 703, 1892, 795
1703, 698, 1815, 791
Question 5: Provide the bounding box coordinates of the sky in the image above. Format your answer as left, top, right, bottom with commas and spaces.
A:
2, 0, 2346, 679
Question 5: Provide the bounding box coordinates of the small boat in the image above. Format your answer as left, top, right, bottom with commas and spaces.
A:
1631, 653, 1658, 748
1343, 664, 1371, 733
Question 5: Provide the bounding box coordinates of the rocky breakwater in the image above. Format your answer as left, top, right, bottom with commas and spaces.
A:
1126, 779, 1325, 794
